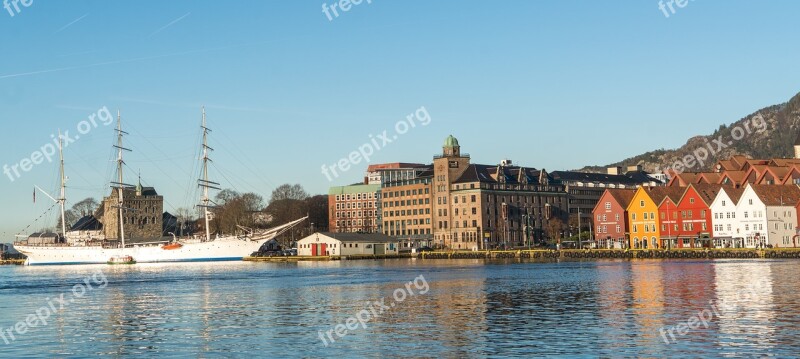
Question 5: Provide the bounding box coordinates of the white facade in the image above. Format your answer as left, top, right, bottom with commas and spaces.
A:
710, 188, 742, 248
297, 233, 399, 256
736, 186, 769, 248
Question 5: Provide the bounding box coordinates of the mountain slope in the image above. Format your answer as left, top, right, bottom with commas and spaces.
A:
580, 92, 800, 174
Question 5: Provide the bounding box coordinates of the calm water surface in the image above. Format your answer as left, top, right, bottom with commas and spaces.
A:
1, 259, 798, 358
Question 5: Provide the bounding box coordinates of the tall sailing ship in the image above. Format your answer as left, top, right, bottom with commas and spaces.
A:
14, 109, 306, 265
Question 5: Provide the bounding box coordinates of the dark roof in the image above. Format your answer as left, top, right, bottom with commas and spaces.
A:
28, 232, 60, 238
625, 171, 663, 184
70, 215, 103, 231
316, 232, 398, 243
551, 171, 641, 186
453, 164, 548, 184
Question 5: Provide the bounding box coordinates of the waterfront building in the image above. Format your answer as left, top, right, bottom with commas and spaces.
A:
627, 187, 684, 249
733, 184, 800, 247
655, 187, 686, 249
627, 187, 662, 249
592, 189, 636, 249
380, 166, 434, 250
100, 179, 164, 241
296, 232, 398, 256
551, 166, 662, 238
366, 163, 427, 185
328, 184, 381, 233
671, 184, 722, 248
751, 185, 800, 247
710, 186, 747, 248
328, 137, 664, 250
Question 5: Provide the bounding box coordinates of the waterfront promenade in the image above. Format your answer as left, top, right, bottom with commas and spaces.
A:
244, 248, 800, 262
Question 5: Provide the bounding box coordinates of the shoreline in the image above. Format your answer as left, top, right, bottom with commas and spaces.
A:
244, 248, 800, 262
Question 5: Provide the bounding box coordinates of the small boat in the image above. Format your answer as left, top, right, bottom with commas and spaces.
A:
107, 255, 136, 265
162, 242, 183, 250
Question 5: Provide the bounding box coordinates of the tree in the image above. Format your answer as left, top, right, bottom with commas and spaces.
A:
545, 217, 565, 244
305, 195, 329, 232
270, 184, 309, 204
72, 198, 99, 217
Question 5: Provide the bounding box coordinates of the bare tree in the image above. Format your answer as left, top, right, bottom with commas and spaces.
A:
270, 184, 309, 204
72, 198, 99, 217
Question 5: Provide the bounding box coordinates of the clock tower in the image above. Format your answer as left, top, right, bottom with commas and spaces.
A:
432, 135, 471, 247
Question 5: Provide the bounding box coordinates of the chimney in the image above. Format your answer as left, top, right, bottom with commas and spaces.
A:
627, 165, 643, 172
607, 166, 623, 175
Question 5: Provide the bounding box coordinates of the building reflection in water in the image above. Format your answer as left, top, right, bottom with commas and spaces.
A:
713, 261, 775, 353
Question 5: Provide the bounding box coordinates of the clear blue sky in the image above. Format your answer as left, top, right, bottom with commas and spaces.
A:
1, 0, 799, 238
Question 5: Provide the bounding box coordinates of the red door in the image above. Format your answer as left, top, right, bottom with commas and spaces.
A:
321, 243, 328, 255
311, 244, 317, 256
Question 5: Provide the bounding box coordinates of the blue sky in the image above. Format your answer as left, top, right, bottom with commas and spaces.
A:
1, 0, 799, 238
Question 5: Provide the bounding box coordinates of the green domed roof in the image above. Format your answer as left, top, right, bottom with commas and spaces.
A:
444, 135, 459, 148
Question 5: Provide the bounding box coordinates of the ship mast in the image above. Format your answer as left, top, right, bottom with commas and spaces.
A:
58, 130, 67, 238
198, 107, 221, 242
112, 111, 132, 248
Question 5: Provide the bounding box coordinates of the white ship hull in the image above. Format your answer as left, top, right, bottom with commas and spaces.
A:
16, 238, 259, 265
15, 218, 306, 266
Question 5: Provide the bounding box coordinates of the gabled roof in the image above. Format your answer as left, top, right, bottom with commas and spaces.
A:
757, 166, 790, 184
609, 189, 637, 208
769, 158, 800, 167
70, 215, 103, 231
749, 185, 800, 206
729, 155, 750, 170
642, 186, 686, 207
667, 172, 699, 187
687, 184, 724, 206
718, 186, 746, 205
696, 172, 721, 184
718, 170, 746, 186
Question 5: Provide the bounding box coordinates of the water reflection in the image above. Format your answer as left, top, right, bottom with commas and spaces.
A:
1, 259, 800, 357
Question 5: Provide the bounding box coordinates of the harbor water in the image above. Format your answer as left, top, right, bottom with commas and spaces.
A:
0, 259, 798, 358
